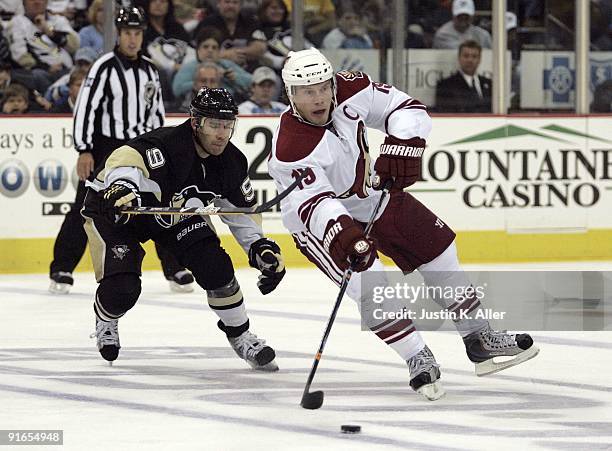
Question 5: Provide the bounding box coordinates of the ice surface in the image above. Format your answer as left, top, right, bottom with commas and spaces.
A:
1, 264, 611, 450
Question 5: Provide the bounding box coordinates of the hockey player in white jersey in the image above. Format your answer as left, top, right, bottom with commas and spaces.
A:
268, 48, 539, 400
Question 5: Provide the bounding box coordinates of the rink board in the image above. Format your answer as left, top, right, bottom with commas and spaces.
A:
0, 115, 611, 273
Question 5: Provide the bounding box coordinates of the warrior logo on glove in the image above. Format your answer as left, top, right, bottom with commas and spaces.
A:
373, 135, 426, 190
323, 215, 377, 272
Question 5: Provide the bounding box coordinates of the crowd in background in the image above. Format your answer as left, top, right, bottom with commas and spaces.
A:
0, 0, 611, 115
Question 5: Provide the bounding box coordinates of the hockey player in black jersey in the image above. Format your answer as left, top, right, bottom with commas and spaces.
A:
82, 87, 285, 370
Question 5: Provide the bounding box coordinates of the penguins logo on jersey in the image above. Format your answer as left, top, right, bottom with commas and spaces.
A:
144, 81, 157, 107
111, 245, 130, 260
154, 185, 219, 228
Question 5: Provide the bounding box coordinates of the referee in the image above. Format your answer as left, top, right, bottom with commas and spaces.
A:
49, 7, 194, 294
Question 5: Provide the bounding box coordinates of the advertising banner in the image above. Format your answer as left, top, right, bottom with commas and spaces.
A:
1, 114, 611, 270
520, 51, 612, 109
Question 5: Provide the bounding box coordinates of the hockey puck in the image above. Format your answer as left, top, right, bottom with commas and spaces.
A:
341, 425, 361, 434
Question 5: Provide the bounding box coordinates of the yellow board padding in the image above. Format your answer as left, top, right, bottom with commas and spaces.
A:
2, 230, 612, 274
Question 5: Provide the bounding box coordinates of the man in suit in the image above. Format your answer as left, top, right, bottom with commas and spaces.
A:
435, 40, 492, 113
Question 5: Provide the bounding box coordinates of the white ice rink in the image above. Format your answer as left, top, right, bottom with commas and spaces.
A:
2, 264, 612, 450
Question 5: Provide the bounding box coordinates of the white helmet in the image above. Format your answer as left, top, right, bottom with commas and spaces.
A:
282, 48, 336, 125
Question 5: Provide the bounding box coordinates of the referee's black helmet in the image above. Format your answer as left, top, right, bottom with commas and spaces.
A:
115, 7, 147, 30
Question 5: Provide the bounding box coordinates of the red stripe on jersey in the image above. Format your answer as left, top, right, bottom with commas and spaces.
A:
275, 111, 326, 163
292, 233, 343, 283
298, 191, 334, 227
384, 98, 429, 135
335, 71, 371, 105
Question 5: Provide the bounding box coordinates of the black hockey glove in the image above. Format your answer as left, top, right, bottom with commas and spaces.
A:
248, 238, 286, 295
101, 179, 141, 225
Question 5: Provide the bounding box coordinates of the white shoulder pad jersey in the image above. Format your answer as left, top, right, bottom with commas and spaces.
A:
268, 70, 432, 240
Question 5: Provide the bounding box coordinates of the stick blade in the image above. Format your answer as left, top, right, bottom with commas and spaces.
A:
301, 390, 324, 410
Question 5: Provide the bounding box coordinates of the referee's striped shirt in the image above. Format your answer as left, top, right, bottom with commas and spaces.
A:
73, 49, 165, 153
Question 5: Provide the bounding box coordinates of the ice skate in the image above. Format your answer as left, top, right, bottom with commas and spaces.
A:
463, 324, 540, 376
407, 345, 446, 401
91, 317, 121, 364
227, 330, 278, 371
49, 271, 73, 294
168, 270, 195, 293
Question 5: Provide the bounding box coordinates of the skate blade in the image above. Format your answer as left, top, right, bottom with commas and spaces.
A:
49, 281, 71, 294
416, 381, 446, 401
169, 281, 194, 293
249, 359, 279, 372
475, 345, 540, 377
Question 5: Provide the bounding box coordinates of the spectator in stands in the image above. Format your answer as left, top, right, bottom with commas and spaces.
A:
179, 60, 223, 111
322, 4, 373, 49
6, 0, 79, 93
50, 66, 86, 113
172, 27, 251, 106
44, 46, 95, 107
433, 0, 491, 49
435, 39, 491, 113
406, 0, 452, 47
78, 0, 104, 55
0, 60, 51, 111
136, 0, 190, 48
134, 0, 193, 102
0, 62, 11, 96
47, 0, 77, 28
0, 22, 11, 64
172, 0, 202, 34
238, 66, 286, 114
283, 0, 335, 47
1, 82, 29, 113
192, 0, 267, 71
258, 0, 312, 71
0, 0, 23, 19
591, 79, 612, 113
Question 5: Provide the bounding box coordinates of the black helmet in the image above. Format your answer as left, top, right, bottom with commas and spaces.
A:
115, 7, 146, 30
190, 87, 238, 122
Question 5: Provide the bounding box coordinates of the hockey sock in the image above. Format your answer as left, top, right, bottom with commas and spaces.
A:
418, 241, 488, 337
207, 276, 249, 336
350, 263, 427, 361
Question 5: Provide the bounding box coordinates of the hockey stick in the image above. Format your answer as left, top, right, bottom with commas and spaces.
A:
300, 180, 393, 410
120, 171, 306, 217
